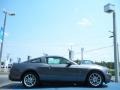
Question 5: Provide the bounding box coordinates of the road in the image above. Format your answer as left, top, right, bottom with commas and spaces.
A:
1, 75, 120, 90
0, 74, 11, 86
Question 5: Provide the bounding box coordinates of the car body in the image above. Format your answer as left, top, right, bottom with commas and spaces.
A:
9, 56, 111, 88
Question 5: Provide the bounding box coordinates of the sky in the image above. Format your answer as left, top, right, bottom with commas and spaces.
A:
0, 0, 120, 63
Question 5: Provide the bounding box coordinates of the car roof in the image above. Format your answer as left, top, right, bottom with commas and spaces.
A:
28, 56, 68, 61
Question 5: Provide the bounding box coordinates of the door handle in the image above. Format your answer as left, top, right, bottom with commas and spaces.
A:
49, 65, 51, 69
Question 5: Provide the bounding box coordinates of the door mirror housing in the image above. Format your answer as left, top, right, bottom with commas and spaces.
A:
66, 61, 72, 67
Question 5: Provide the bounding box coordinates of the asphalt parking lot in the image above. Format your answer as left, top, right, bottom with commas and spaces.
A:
1, 82, 120, 90
1, 74, 120, 90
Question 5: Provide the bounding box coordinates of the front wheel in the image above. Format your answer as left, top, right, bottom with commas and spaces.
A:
87, 72, 103, 87
22, 72, 38, 88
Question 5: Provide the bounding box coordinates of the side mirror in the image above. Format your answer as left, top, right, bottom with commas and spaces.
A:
66, 62, 72, 67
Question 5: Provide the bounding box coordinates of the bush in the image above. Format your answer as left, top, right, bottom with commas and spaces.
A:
109, 69, 115, 76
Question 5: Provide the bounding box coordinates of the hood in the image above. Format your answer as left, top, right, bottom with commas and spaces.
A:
75, 64, 108, 70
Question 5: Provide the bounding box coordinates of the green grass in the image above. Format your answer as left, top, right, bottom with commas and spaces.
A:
109, 69, 115, 76
109, 69, 120, 76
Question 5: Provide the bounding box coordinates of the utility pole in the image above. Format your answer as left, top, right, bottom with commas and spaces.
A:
104, 3, 119, 82
17, 58, 21, 63
27, 56, 31, 61
68, 46, 74, 60
81, 48, 84, 60
117, 43, 119, 74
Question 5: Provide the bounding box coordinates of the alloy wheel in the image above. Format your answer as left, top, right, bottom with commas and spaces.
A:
88, 72, 103, 87
23, 73, 37, 88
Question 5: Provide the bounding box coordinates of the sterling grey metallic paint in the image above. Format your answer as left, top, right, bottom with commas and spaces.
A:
9, 56, 111, 84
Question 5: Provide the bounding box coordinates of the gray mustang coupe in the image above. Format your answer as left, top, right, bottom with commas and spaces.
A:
9, 56, 111, 88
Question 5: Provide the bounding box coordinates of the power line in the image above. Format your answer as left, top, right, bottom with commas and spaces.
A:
75, 45, 113, 54
85, 45, 113, 53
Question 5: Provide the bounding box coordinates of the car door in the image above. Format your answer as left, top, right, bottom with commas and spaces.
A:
46, 56, 80, 81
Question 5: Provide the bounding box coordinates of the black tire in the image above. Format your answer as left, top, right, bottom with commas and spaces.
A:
22, 72, 39, 88
87, 71, 103, 87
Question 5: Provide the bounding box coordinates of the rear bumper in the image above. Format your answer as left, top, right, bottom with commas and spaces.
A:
9, 74, 21, 81
9, 69, 22, 81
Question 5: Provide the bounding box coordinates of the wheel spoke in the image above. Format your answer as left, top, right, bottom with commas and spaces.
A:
23, 74, 36, 87
89, 73, 102, 87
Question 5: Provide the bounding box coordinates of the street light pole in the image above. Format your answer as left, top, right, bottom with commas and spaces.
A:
0, 12, 7, 71
113, 11, 119, 82
104, 3, 119, 82
0, 10, 15, 71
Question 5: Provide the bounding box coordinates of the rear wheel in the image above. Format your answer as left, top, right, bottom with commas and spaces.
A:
87, 71, 103, 87
22, 72, 38, 88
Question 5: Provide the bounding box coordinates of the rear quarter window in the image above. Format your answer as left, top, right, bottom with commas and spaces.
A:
30, 58, 41, 63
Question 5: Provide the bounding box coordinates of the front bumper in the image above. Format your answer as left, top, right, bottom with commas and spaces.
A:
105, 73, 112, 83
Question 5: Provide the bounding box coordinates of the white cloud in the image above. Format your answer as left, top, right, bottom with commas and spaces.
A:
78, 18, 93, 28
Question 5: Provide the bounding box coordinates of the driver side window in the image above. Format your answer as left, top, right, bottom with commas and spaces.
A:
48, 57, 60, 64
47, 57, 68, 64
